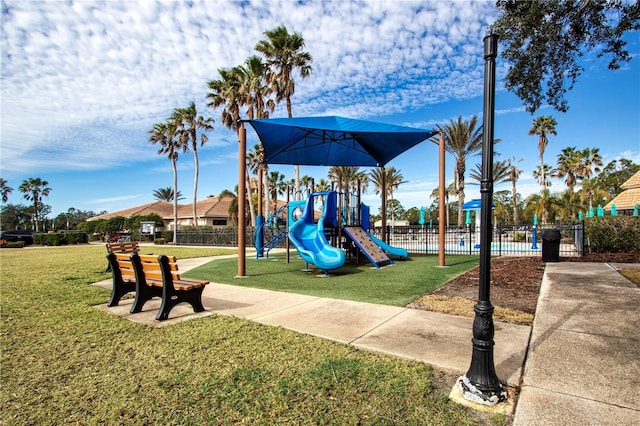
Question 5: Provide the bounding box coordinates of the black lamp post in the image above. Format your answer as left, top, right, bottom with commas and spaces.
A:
459, 34, 507, 405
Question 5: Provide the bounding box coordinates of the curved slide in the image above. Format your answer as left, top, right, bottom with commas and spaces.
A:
367, 232, 409, 260
288, 191, 345, 272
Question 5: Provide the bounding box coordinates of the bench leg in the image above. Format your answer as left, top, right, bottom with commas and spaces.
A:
107, 278, 135, 307
130, 284, 161, 314
156, 287, 206, 321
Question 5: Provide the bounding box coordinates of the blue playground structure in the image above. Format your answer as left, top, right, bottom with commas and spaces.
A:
288, 191, 345, 273
255, 188, 410, 273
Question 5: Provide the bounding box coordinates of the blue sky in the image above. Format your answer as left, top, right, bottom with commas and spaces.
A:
1, 0, 639, 218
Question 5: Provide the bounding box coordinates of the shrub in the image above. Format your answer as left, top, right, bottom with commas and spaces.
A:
154, 238, 166, 245
585, 216, 640, 254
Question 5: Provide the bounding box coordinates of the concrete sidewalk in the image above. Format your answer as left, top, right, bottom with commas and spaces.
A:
93, 257, 640, 423
513, 262, 640, 425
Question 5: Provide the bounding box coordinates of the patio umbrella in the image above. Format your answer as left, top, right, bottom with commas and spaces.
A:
611, 203, 618, 216
247, 116, 437, 167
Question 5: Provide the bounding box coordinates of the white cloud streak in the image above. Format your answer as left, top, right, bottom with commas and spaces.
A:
1, 0, 497, 175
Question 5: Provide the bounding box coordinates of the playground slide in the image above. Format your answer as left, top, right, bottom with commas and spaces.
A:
366, 232, 409, 260
288, 191, 345, 271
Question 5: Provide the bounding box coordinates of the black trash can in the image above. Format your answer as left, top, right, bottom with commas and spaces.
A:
541, 229, 561, 262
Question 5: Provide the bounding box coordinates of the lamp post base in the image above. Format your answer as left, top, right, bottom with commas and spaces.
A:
458, 375, 507, 406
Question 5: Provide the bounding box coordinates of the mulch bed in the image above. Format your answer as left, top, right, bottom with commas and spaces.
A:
411, 252, 639, 315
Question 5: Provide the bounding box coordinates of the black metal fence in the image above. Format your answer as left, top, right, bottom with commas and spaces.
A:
176, 222, 585, 257
370, 223, 584, 257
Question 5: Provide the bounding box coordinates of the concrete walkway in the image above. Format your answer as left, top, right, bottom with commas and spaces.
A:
513, 262, 640, 425
93, 257, 640, 423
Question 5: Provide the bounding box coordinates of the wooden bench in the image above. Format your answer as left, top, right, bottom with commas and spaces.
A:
105, 241, 140, 272
129, 253, 210, 321
105, 252, 138, 307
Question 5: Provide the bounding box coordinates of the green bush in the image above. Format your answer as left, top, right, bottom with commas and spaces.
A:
33, 232, 88, 246
1, 241, 25, 248
585, 216, 640, 254
161, 230, 174, 243
154, 238, 166, 245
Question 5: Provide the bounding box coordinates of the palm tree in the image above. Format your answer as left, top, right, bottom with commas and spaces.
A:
528, 116, 557, 189
529, 115, 557, 223
267, 171, 286, 214
246, 144, 264, 224
579, 176, 609, 209
506, 157, 523, 225
469, 159, 510, 184
237, 55, 275, 120
533, 164, 554, 188
218, 189, 238, 226
370, 166, 405, 225
256, 24, 313, 199
1, 178, 12, 203
172, 102, 214, 227
577, 147, 603, 181
430, 182, 457, 227
553, 147, 581, 192
433, 115, 484, 227
207, 67, 253, 226
153, 187, 183, 202
149, 121, 182, 243
18, 177, 51, 232
552, 147, 581, 219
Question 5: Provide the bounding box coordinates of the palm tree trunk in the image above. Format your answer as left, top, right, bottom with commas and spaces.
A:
193, 149, 199, 227
512, 179, 518, 225
172, 157, 179, 244
246, 166, 256, 227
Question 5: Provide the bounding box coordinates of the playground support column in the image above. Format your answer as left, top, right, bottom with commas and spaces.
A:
460, 34, 506, 405
438, 131, 445, 267
381, 167, 387, 243
237, 123, 246, 277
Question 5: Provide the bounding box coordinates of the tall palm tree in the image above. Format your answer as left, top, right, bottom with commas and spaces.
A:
246, 144, 265, 224
370, 167, 405, 224
528, 116, 557, 187
577, 147, 603, 181
528, 116, 557, 223
328, 166, 363, 193
552, 147, 581, 219
1, 178, 12, 203
256, 24, 313, 199
469, 159, 511, 184
18, 177, 51, 232
237, 55, 275, 120
507, 157, 523, 225
430, 182, 457, 227
207, 67, 253, 226
153, 187, 183, 202
268, 171, 286, 214
433, 115, 484, 227
149, 121, 182, 243
533, 164, 554, 188
553, 147, 581, 192
172, 102, 214, 227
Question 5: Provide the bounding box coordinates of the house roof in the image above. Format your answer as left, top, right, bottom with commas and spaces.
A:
88, 196, 235, 221
620, 170, 640, 190
604, 170, 640, 210
88, 200, 175, 221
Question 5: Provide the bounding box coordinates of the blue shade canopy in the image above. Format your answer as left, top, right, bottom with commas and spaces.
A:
247, 116, 437, 167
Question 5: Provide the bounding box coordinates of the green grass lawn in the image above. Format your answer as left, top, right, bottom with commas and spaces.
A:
187, 252, 479, 306
0, 245, 493, 425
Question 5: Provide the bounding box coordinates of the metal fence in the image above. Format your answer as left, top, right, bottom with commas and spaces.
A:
370, 223, 584, 257
176, 222, 585, 257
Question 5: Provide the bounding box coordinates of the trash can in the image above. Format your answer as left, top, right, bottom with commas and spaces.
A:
541, 229, 561, 262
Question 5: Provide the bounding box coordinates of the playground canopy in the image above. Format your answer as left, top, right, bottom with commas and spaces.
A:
247, 116, 437, 167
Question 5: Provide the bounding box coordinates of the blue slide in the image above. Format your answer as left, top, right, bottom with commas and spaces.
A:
366, 232, 409, 260
288, 191, 345, 272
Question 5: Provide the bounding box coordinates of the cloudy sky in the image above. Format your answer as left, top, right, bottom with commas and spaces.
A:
1, 0, 639, 218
